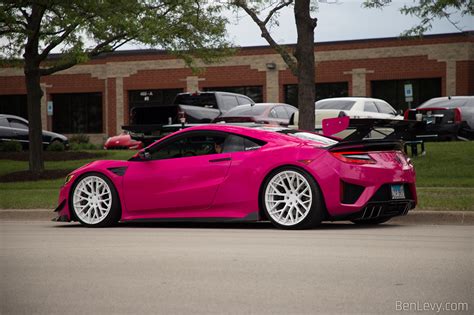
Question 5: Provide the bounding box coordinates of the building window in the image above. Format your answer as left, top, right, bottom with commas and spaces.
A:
129, 88, 183, 110
284, 82, 349, 107
0, 94, 27, 119
203, 86, 263, 103
52, 93, 103, 133
371, 78, 441, 111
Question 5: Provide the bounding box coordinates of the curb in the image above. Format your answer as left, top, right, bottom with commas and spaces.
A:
1, 209, 473, 225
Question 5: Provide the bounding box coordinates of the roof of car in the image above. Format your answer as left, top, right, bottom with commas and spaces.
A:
316, 97, 389, 103
0, 114, 28, 122
229, 103, 293, 109
166, 123, 304, 144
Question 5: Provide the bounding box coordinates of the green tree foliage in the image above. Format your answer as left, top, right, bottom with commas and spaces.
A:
0, 0, 231, 175
364, 0, 473, 36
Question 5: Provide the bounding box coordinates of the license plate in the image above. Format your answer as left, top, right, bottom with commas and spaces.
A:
391, 184, 405, 199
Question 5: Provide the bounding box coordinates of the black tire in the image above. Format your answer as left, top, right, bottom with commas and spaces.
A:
69, 172, 121, 227
260, 166, 323, 230
351, 217, 392, 225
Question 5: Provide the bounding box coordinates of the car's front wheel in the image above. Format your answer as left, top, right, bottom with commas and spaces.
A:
70, 173, 120, 227
262, 167, 323, 229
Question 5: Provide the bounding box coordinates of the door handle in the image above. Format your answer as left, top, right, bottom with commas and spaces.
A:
209, 157, 231, 163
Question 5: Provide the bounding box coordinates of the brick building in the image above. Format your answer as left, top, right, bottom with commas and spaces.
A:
0, 31, 473, 143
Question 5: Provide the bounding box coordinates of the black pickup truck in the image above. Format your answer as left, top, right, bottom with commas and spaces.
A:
122, 91, 254, 144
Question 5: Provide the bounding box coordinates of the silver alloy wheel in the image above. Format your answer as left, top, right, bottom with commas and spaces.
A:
265, 170, 313, 226
72, 176, 112, 225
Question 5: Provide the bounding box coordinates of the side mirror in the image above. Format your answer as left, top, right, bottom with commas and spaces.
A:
138, 149, 151, 161
398, 109, 404, 115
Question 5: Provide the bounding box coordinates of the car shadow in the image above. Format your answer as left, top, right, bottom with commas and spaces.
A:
54, 220, 402, 230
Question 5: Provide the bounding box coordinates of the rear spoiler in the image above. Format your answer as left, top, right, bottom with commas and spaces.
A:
322, 117, 426, 141
328, 139, 404, 152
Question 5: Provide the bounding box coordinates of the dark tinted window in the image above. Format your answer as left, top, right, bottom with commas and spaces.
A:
174, 93, 217, 108
419, 98, 471, 109
371, 78, 441, 111
52, 93, 103, 133
375, 101, 397, 114
284, 82, 349, 107
9, 119, 28, 129
364, 102, 378, 113
151, 134, 226, 160
0, 95, 28, 119
222, 134, 262, 153
222, 105, 267, 117
316, 100, 355, 110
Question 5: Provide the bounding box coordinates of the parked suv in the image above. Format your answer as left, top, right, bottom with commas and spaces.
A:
0, 114, 69, 149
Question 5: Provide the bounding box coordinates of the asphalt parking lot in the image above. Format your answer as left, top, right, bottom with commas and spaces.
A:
1, 221, 473, 314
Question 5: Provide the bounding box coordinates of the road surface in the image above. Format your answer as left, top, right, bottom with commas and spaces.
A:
1, 221, 472, 314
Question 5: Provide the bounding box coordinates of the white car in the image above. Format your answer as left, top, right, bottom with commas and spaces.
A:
291, 97, 403, 138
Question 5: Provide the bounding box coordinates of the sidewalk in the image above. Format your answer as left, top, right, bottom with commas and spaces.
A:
1, 209, 473, 225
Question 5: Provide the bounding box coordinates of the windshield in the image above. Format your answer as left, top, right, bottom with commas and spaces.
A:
315, 100, 356, 110
174, 93, 217, 107
419, 98, 472, 109
222, 105, 267, 117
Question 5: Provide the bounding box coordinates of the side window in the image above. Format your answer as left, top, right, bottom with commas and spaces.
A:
220, 95, 239, 111
151, 138, 185, 160
275, 106, 289, 119
222, 134, 263, 153
0, 118, 9, 127
269, 108, 278, 118
375, 101, 396, 115
9, 119, 28, 129
237, 97, 252, 105
150, 134, 227, 160
364, 102, 379, 113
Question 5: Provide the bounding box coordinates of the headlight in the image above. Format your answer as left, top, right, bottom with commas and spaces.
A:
64, 174, 75, 185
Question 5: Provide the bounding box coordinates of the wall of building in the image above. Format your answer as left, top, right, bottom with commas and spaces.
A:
0, 31, 473, 143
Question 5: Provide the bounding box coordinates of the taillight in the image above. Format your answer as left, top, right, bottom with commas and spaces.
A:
404, 109, 409, 120
454, 108, 462, 124
331, 151, 376, 164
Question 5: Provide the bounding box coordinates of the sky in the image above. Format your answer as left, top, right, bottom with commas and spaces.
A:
221, 0, 474, 47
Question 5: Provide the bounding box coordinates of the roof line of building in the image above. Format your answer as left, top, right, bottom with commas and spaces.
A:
43, 30, 471, 60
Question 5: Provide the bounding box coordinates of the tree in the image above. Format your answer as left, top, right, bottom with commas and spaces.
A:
0, 0, 230, 176
363, 0, 473, 36
230, 0, 318, 131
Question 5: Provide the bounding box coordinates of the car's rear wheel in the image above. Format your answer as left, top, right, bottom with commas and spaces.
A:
262, 167, 323, 229
71, 173, 120, 227
351, 217, 391, 225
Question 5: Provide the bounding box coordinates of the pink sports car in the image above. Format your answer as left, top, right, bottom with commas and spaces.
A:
54, 125, 417, 229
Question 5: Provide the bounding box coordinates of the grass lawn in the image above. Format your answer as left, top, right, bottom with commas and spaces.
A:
0, 142, 473, 210
0, 150, 134, 209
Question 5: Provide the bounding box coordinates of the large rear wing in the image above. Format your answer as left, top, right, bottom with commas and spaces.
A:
322, 117, 426, 141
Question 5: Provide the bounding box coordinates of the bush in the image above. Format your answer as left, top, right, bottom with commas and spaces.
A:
0, 141, 22, 152
47, 141, 65, 152
70, 142, 98, 151
69, 134, 90, 144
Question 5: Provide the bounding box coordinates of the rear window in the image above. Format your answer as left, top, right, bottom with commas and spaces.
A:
419, 98, 471, 109
174, 93, 217, 108
222, 105, 267, 117
278, 130, 338, 147
315, 100, 356, 110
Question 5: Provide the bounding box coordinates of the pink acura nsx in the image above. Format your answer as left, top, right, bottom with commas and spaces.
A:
54, 125, 416, 229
